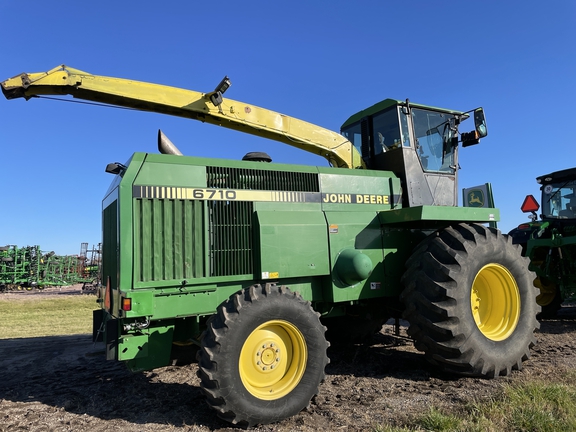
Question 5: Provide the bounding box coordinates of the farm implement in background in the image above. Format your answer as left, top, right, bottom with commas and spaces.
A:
0, 242, 101, 292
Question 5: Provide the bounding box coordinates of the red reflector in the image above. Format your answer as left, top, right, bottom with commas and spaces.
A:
104, 276, 111, 310
521, 195, 540, 213
121, 298, 132, 311
518, 223, 533, 230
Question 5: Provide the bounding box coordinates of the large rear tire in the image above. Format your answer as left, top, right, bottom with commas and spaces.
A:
197, 283, 329, 427
400, 223, 540, 377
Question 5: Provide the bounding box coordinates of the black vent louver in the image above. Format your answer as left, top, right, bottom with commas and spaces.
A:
206, 166, 320, 192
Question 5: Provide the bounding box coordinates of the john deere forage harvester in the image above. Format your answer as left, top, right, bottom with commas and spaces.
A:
2, 66, 539, 426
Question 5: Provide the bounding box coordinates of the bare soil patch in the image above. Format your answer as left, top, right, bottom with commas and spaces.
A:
0, 284, 89, 300
2, 290, 576, 432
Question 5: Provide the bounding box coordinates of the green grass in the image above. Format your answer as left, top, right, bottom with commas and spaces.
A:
0, 295, 96, 339
377, 374, 576, 432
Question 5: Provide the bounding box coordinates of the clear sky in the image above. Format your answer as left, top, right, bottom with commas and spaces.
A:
1, 1, 575, 255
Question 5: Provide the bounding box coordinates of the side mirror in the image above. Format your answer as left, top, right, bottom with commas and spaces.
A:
474, 108, 488, 138
461, 107, 488, 147
105, 162, 127, 175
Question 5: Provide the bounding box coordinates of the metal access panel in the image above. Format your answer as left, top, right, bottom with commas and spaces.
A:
255, 210, 330, 280
324, 211, 387, 302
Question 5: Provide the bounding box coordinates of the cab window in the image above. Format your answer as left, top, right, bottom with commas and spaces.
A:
341, 123, 362, 157
411, 108, 456, 173
373, 109, 401, 154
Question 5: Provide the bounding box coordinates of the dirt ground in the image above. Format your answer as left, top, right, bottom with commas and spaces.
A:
2, 288, 576, 432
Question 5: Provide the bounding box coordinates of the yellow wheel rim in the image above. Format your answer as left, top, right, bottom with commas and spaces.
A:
534, 277, 557, 307
470, 264, 520, 341
239, 320, 307, 400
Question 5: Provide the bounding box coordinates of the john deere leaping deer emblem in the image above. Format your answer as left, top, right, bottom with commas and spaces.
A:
467, 190, 485, 207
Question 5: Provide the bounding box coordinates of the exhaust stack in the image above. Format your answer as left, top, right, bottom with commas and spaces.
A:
158, 130, 183, 155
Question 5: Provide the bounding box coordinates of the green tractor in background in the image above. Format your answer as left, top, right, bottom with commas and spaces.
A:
509, 167, 576, 317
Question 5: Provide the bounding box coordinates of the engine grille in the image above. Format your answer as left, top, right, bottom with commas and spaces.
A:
133, 166, 320, 281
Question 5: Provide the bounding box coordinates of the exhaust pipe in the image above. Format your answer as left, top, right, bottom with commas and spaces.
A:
158, 130, 183, 155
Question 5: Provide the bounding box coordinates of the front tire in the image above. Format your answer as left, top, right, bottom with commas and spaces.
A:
401, 223, 540, 377
197, 283, 329, 427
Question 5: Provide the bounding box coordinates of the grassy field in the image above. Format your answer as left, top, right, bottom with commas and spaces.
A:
0, 295, 95, 339
377, 374, 576, 432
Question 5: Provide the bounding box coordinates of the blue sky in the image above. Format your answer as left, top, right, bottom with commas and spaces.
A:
1, 1, 575, 255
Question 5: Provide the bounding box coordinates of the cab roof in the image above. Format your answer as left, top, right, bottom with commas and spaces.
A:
536, 167, 576, 184
340, 98, 469, 130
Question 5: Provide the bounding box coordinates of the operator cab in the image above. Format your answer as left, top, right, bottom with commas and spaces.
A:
524, 168, 576, 220
340, 99, 486, 208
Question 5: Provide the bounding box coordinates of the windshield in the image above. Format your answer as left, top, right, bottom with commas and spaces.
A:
412, 108, 457, 173
542, 180, 576, 218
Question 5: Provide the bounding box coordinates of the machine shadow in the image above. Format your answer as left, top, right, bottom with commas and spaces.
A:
537, 305, 576, 335
0, 334, 227, 429
325, 326, 462, 384
0, 330, 464, 428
